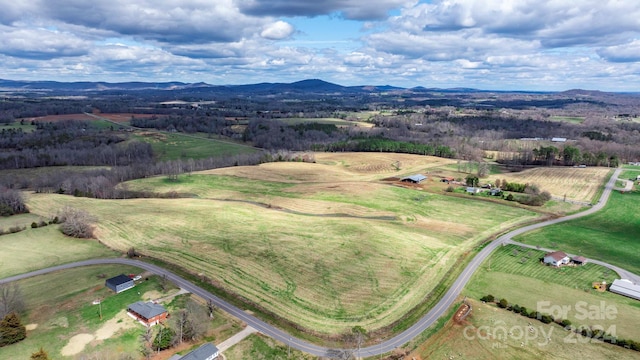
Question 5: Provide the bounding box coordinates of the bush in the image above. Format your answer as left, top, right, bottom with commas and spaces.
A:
540, 314, 554, 324
31, 222, 38, 229
497, 298, 509, 308
519, 307, 529, 317
511, 304, 521, 313
445, 186, 454, 193
505, 194, 515, 201
560, 319, 572, 328
480, 294, 495, 302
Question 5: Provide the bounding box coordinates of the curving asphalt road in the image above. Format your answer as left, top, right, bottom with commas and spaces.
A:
1, 168, 635, 358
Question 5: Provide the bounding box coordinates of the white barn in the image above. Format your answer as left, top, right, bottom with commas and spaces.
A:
609, 279, 640, 301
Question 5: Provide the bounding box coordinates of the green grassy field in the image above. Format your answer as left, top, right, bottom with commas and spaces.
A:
277, 117, 373, 128
131, 131, 257, 160
24, 155, 541, 335
465, 245, 640, 341
0, 224, 119, 278
514, 188, 640, 275
550, 116, 585, 124
411, 298, 640, 360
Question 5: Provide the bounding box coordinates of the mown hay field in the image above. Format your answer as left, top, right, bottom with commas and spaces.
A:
26, 153, 541, 334
488, 167, 612, 202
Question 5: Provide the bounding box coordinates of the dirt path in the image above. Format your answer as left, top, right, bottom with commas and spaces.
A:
217, 326, 257, 353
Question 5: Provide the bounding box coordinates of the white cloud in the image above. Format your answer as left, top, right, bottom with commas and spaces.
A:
261, 21, 294, 40
598, 40, 640, 62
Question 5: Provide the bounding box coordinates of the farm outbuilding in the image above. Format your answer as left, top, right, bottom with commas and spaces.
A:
127, 301, 168, 327
543, 251, 570, 267
401, 174, 427, 183
609, 279, 640, 301
105, 274, 135, 293
571, 256, 588, 265
170, 343, 220, 360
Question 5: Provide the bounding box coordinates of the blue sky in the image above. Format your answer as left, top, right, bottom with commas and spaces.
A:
1, 0, 640, 91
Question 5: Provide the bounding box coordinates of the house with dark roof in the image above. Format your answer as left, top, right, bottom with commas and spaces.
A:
543, 251, 570, 267
105, 274, 135, 293
127, 301, 168, 327
401, 174, 427, 183
609, 279, 640, 301
169, 343, 219, 360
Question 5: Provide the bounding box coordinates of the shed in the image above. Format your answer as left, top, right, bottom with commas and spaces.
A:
127, 301, 168, 327
551, 137, 567, 142
609, 279, 640, 301
105, 274, 135, 293
543, 251, 570, 267
401, 174, 427, 183
466, 187, 481, 194
571, 256, 588, 265
441, 177, 455, 183
178, 343, 220, 360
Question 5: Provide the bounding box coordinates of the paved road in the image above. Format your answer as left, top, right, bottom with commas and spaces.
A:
1, 169, 634, 358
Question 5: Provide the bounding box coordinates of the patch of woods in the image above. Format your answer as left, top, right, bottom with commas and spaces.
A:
480, 294, 640, 352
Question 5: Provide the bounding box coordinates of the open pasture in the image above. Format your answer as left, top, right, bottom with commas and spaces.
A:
131, 131, 258, 160
277, 117, 374, 128
0, 224, 118, 278
410, 298, 640, 360
26, 153, 539, 334
489, 166, 612, 202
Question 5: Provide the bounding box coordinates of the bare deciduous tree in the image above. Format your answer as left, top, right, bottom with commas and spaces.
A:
57, 206, 97, 238
0, 283, 25, 319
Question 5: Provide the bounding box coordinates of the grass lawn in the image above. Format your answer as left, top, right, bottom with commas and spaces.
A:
0, 224, 119, 278
409, 299, 640, 360
131, 131, 257, 161
514, 189, 640, 275
25, 153, 541, 335
464, 245, 640, 341
224, 333, 316, 360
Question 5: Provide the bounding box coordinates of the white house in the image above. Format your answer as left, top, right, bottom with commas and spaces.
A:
543, 251, 570, 267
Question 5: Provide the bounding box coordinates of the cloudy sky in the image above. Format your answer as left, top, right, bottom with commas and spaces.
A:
1, 0, 640, 90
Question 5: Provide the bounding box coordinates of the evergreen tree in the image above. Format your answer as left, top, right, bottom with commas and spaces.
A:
0, 312, 27, 347
153, 326, 176, 351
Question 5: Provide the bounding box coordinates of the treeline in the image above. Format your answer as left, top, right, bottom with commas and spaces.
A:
324, 138, 455, 158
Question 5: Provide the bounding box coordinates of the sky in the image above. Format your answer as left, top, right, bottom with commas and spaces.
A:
1, 0, 640, 91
